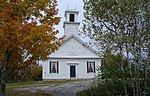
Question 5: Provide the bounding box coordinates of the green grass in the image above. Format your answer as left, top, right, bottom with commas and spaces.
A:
6, 80, 77, 88
6, 80, 78, 96
6, 89, 53, 96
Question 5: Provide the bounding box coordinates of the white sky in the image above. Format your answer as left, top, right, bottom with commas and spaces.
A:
56, 0, 84, 37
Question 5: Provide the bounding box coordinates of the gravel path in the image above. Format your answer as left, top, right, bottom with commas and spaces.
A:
15, 80, 94, 96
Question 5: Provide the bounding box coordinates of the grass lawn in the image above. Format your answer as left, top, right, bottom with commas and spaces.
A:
6, 89, 53, 96
6, 80, 78, 96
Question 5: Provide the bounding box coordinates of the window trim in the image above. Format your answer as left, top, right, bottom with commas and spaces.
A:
49, 61, 59, 74
87, 61, 95, 73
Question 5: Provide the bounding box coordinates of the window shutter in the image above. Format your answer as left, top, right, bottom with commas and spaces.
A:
49, 61, 51, 73
87, 62, 89, 73
94, 62, 96, 73
57, 61, 59, 73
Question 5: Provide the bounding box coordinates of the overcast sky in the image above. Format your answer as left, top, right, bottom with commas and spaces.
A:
56, 0, 84, 37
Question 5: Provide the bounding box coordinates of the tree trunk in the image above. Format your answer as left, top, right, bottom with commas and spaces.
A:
0, 64, 6, 96
125, 40, 136, 96
144, 43, 150, 96
119, 45, 128, 96
0, 51, 10, 96
144, 5, 150, 95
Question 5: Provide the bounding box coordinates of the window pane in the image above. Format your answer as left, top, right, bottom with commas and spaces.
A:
50, 61, 59, 73
87, 61, 95, 73
52, 63, 56, 73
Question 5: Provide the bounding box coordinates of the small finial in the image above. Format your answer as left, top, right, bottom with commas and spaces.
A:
75, 5, 77, 10
67, 4, 69, 9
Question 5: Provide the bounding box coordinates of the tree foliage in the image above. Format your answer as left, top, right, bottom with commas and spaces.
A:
6, 63, 43, 82
101, 52, 129, 79
83, 0, 150, 96
78, 52, 150, 96
0, 0, 63, 95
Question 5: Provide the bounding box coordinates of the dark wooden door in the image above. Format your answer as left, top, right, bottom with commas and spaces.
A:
70, 66, 76, 77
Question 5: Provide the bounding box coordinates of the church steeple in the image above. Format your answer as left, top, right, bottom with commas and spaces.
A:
63, 9, 80, 37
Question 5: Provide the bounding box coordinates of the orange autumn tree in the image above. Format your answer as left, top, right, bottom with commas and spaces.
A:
0, 0, 62, 95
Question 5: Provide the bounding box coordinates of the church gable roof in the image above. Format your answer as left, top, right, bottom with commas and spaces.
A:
49, 34, 100, 59
64, 34, 99, 55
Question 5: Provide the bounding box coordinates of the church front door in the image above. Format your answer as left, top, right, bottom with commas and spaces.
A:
70, 66, 76, 78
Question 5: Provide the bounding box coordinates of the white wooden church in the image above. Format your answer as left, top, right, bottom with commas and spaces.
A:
42, 9, 101, 80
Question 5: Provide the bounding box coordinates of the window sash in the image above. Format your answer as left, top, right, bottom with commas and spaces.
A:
50, 61, 59, 73
87, 61, 95, 73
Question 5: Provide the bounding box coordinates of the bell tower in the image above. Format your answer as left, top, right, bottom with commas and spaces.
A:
63, 9, 80, 37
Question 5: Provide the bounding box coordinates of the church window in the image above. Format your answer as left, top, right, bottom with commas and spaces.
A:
69, 14, 75, 22
87, 61, 95, 73
49, 61, 59, 73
